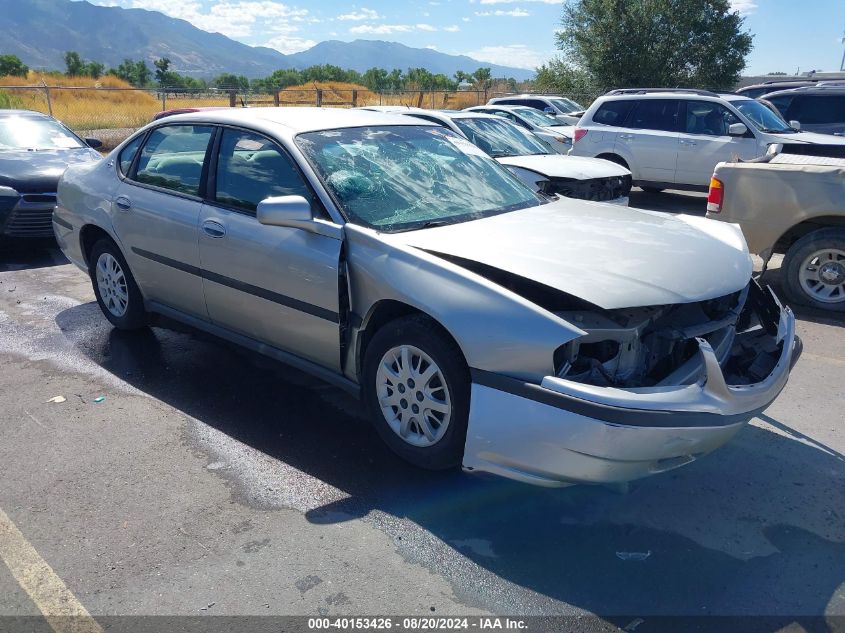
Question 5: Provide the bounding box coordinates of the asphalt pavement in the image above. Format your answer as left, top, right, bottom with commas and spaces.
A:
0, 190, 843, 632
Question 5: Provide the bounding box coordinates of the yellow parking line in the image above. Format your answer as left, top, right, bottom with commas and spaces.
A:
0, 506, 103, 633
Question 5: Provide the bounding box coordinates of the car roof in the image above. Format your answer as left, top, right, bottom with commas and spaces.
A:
491, 94, 555, 100
763, 86, 845, 97
155, 107, 428, 134
362, 106, 500, 123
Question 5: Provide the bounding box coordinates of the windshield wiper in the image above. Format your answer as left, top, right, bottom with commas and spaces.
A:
417, 220, 451, 230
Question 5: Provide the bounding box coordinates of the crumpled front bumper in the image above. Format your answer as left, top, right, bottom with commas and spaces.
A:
462, 286, 801, 487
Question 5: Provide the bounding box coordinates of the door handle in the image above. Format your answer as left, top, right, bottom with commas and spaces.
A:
619, 134, 634, 140
114, 196, 131, 211
680, 139, 697, 146
202, 220, 226, 238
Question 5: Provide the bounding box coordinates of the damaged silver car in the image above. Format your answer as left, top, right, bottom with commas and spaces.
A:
53, 108, 801, 487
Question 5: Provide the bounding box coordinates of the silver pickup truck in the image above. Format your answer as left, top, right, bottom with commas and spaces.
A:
706, 144, 845, 312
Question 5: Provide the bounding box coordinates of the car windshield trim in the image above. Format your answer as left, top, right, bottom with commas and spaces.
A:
295, 125, 544, 233
0, 115, 87, 151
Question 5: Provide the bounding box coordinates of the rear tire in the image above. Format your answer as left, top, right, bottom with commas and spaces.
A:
362, 315, 470, 470
89, 238, 148, 329
781, 228, 845, 312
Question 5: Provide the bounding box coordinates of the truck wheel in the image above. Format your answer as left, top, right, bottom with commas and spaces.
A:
782, 228, 845, 312
89, 238, 149, 329
363, 315, 470, 470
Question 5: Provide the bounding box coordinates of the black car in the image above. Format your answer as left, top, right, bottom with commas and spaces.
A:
0, 110, 101, 239
761, 87, 845, 136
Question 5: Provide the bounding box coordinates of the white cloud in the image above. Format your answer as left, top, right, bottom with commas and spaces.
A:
477, 0, 558, 4
729, 0, 758, 15
465, 44, 549, 69
475, 9, 530, 16
349, 23, 415, 34
125, 0, 309, 40
349, 22, 454, 34
336, 8, 381, 21
443, 25, 460, 32
263, 34, 316, 54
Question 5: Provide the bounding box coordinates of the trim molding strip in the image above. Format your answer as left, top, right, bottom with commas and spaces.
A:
132, 247, 339, 323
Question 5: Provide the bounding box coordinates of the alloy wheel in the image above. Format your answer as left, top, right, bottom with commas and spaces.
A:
95, 252, 130, 317
798, 248, 845, 304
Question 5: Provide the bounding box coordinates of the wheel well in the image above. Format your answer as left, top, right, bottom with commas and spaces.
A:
356, 300, 464, 378
596, 153, 629, 169
774, 216, 845, 253
79, 225, 114, 267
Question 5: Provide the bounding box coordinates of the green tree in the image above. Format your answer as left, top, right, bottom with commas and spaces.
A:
110, 59, 152, 86
213, 73, 250, 90
556, 0, 753, 90
0, 54, 29, 77
154, 57, 171, 85
471, 67, 492, 90
535, 59, 600, 100
362, 67, 389, 91
64, 51, 85, 76
84, 61, 105, 79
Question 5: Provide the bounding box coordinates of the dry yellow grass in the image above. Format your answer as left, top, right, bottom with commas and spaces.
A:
0, 72, 159, 130
0, 75, 487, 135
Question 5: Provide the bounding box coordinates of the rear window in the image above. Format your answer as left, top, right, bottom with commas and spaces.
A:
592, 100, 635, 126
626, 99, 681, 132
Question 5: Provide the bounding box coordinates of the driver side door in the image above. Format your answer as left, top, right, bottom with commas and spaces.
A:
198, 127, 343, 370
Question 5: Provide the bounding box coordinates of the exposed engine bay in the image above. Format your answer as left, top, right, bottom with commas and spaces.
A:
554, 281, 785, 388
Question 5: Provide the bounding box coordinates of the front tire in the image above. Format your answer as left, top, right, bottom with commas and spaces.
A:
89, 238, 148, 329
782, 228, 845, 312
363, 315, 470, 470
640, 186, 664, 194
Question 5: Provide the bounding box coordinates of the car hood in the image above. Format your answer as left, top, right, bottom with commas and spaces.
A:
772, 131, 845, 144
0, 148, 101, 192
390, 201, 751, 310
496, 154, 630, 180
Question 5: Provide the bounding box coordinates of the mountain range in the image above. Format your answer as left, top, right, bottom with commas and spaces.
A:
1, 0, 535, 81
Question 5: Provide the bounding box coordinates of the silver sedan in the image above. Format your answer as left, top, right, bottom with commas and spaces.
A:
53, 108, 800, 487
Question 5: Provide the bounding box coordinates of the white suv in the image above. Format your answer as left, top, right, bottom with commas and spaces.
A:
570, 88, 845, 191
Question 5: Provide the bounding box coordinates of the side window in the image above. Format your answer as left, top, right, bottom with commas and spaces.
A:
527, 99, 548, 110
213, 128, 315, 215
118, 134, 144, 176
627, 99, 681, 132
790, 96, 845, 125
135, 125, 213, 196
684, 101, 741, 136
592, 100, 635, 126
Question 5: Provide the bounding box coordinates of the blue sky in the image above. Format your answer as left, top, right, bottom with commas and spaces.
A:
89, 0, 845, 74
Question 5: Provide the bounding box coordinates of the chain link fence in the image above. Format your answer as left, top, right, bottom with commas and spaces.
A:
0, 84, 594, 150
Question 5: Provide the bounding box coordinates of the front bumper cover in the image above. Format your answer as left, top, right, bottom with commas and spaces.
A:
462, 285, 800, 487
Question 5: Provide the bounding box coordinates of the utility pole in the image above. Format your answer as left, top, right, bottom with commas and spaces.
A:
840, 27, 845, 71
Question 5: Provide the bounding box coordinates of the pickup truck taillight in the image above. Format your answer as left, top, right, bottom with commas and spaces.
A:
573, 128, 588, 143
707, 177, 723, 213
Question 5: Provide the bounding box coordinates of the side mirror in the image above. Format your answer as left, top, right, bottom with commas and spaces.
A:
789, 120, 801, 130
85, 138, 103, 149
728, 123, 748, 136
257, 195, 315, 232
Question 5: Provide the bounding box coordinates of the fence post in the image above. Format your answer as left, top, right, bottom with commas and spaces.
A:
316, 89, 323, 107
273, 91, 280, 107
351, 89, 357, 108
161, 91, 166, 111
40, 81, 53, 116
228, 90, 237, 107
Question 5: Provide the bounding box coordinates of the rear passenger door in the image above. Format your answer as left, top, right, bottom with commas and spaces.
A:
198, 127, 343, 370
113, 124, 213, 320
614, 99, 681, 183
675, 100, 759, 187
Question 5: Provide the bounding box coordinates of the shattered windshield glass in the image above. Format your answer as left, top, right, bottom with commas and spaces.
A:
453, 117, 551, 158
296, 125, 543, 232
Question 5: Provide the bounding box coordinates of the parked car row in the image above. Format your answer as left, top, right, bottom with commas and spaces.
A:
47, 106, 800, 488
